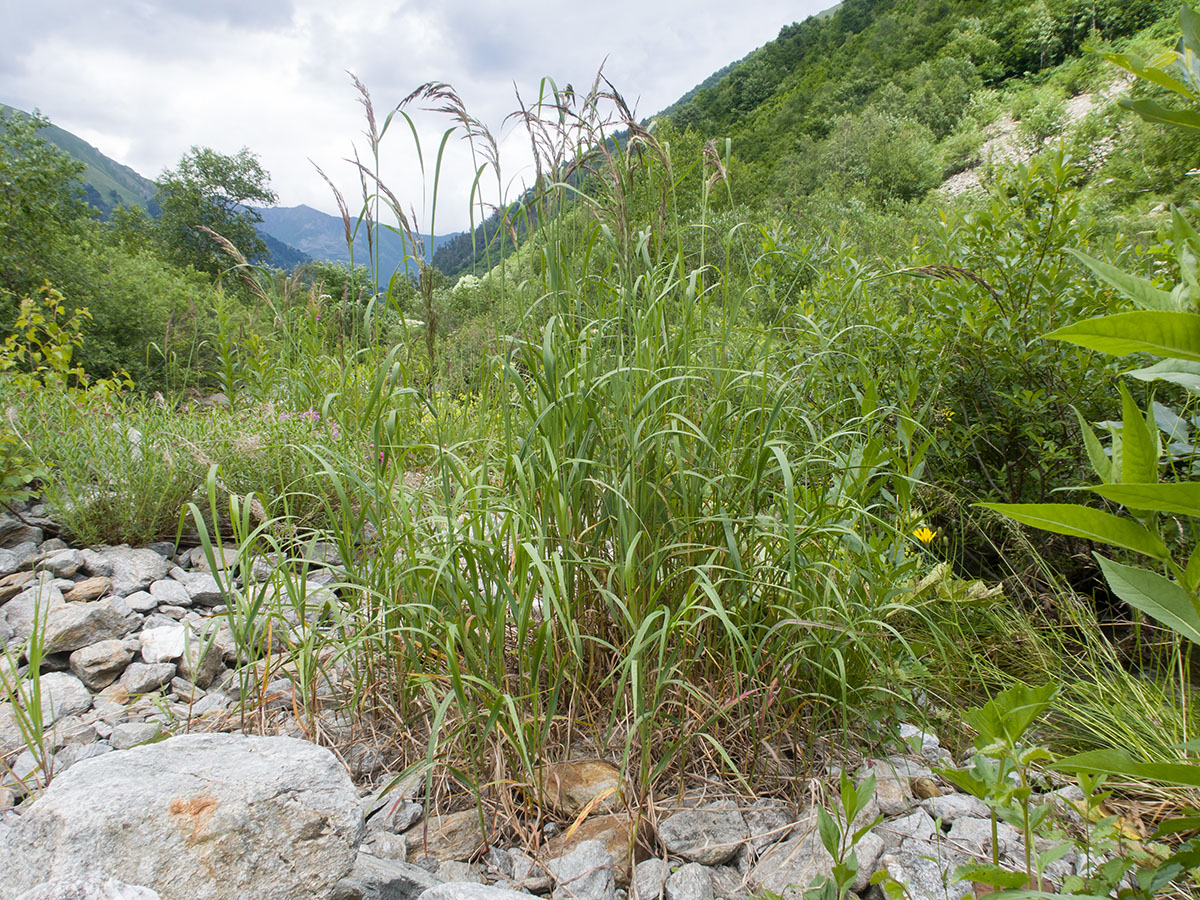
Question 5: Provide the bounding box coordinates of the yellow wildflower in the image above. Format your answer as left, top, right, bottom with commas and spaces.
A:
913, 526, 937, 545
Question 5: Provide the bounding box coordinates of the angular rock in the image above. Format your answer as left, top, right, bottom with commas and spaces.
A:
545, 813, 634, 887
658, 801, 748, 866
859, 762, 914, 817
435, 863, 481, 885
34, 551, 83, 579
744, 799, 794, 856
39, 672, 93, 722
119, 662, 175, 695
176, 629, 221, 689
536, 759, 623, 817
946, 816, 1021, 862
871, 851, 955, 900
0, 570, 35, 605
633, 859, 668, 900
878, 809, 936, 851
549, 839, 615, 900
664, 864, 712, 900
68, 641, 133, 691
406, 810, 488, 863
370, 798, 425, 835
2, 579, 65, 643
54, 742, 112, 774
708, 865, 749, 900
139, 625, 185, 663
922, 794, 990, 824
170, 571, 223, 607
416, 886, 538, 900
122, 591, 157, 614
333, 853, 443, 900
98, 547, 170, 597
749, 810, 828, 900
13, 877, 161, 900
1, 524, 42, 548
110, 722, 161, 751
509, 849, 553, 893
43, 598, 135, 655
185, 691, 229, 716
78, 550, 113, 578
0, 733, 364, 900
63, 577, 112, 604
0, 549, 19, 578
149, 580, 191, 609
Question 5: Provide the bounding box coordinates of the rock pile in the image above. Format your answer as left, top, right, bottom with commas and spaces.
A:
0, 516, 1105, 900
0, 514, 345, 806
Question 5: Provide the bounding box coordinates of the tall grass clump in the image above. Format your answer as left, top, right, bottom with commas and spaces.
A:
294, 73, 945, 811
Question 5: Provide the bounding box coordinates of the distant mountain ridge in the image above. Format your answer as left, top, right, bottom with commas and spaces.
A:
253, 204, 461, 283
0, 102, 464, 278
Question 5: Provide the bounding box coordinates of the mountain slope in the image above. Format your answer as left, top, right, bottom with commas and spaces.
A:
254, 204, 461, 282
1, 103, 159, 216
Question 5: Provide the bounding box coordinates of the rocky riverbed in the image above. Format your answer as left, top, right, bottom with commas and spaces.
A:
0, 507, 1107, 900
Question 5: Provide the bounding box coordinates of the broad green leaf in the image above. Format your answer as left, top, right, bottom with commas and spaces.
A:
963, 681, 1059, 748
1096, 554, 1200, 645
1074, 409, 1112, 483
1085, 481, 1200, 516
1182, 3, 1200, 59
1099, 51, 1197, 99
1152, 401, 1189, 442
1118, 384, 1158, 484
1046, 311, 1200, 362
1127, 358, 1200, 395
1154, 816, 1200, 837
1055, 747, 1200, 788
817, 805, 840, 858
1067, 249, 1176, 311
952, 865, 1029, 890
1185, 544, 1200, 595
979, 503, 1170, 561
1120, 98, 1200, 132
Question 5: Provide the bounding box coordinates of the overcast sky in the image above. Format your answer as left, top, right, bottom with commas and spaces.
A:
1, 0, 830, 233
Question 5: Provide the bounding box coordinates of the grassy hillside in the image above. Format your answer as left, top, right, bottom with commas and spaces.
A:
0, 103, 159, 216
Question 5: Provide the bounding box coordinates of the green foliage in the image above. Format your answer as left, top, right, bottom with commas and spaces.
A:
155, 146, 277, 277
912, 151, 1115, 505
0, 110, 91, 297
807, 772, 882, 900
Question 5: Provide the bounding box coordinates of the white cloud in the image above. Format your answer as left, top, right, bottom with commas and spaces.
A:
1, 0, 830, 232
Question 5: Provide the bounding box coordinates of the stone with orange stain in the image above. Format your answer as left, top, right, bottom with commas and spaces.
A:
0, 733, 363, 900
534, 759, 624, 817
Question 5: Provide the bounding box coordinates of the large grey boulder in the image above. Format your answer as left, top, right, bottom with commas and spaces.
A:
0, 733, 364, 900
